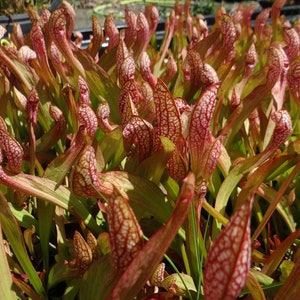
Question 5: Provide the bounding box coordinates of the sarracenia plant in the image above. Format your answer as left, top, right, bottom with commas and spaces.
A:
0, 0, 300, 299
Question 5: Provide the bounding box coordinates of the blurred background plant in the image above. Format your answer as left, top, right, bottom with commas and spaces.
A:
0, 0, 52, 14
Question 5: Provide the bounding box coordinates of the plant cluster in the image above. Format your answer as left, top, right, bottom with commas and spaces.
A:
0, 0, 300, 299
0, 0, 51, 14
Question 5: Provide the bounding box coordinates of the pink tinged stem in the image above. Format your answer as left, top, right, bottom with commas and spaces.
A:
254, 8, 271, 41
265, 110, 292, 153
27, 87, 39, 127
124, 8, 137, 47
106, 194, 144, 274
48, 8, 85, 78
30, 21, 55, 83
204, 195, 254, 300
78, 76, 90, 105
123, 116, 154, 162
186, 48, 204, 87
200, 63, 219, 86
271, 0, 287, 36
116, 39, 130, 79
201, 138, 222, 182
86, 15, 103, 59
119, 80, 141, 123
132, 12, 150, 60
287, 59, 300, 109
283, 27, 300, 62
166, 136, 188, 182
213, 14, 237, 69
139, 81, 156, 122
71, 145, 112, 198
225, 45, 284, 144
233, 43, 257, 101
0, 25, 6, 39
188, 83, 220, 177
162, 54, 177, 84
36, 104, 67, 152
154, 10, 176, 75
266, 46, 285, 89
77, 104, 98, 138
0, 46, 32, 94
74, 230, 93, 275
60, 1, 76, 39
13, 87, 27, 111
119, 55, 136, 87
270, 44, 289, 110
96, 103, 117, 133
153, 79, 182, 150
145, 4, 159, 38
11, 23, 24, 48
140, 51, 156, 88
107, 173, 195, 300
27, 88, 39, 175
120, 90, 139, 126
104, 14, 120, 51
48, 42, 69, 83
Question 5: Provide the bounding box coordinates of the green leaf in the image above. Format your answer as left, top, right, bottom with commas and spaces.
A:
79, 256, 115, 300
99, 171, 173, 223
244, 270, 270, 300
48, 260, 79, 290
135, 136, 175, 184
249, 269, 274, 286
161, 273, 197, 298
279, 260, 295, 282
1, 173, 100, 233
106, 173, 195, 299
99, 127, 126, 170
0, 222, 17, 300
274, 258, 300, 300
0, 192, 45, 296
8, 202, 38, 229
262, 229, 300, 276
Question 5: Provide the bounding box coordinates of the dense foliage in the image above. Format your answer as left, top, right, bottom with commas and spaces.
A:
0, 0, 300, 299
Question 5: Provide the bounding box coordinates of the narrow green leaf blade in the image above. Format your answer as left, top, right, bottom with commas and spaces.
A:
1, 173, 100, 233
0, 221, 17, 300
0, 193, 45, 296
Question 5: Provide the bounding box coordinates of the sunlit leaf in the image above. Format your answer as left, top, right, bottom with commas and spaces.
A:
274, 258, 300, 300
71, 145, 112, 198
244, 270, 267, 300
0, 171, 100, 233
107, 173, 195, 299
107, 194, 144, 273
153, 79, 182, 150
262, 229, 300, 276
204, 195, 254, 300
79, 255, 115, 299
188, 83, 220, 181
47, 260, 78, 290
74, 230, 93, 275
48, 7, 85, 77
279, 260, 295, 282
161, 273, 196, 297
